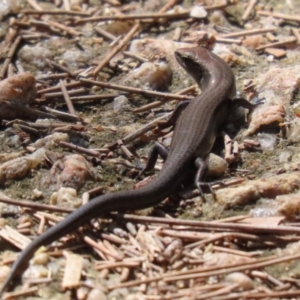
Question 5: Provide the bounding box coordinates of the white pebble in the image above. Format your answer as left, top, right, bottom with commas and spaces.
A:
190, 6, 208, 19
87, 288, 107, 300
32, 188, 43, 199
113, 95, 129, 112
32, 252, 49, 265
225, 272, 254, 290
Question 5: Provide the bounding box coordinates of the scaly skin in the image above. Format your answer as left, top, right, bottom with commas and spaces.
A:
0, 46, 236, 294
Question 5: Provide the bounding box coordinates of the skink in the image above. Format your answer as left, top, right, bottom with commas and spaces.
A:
0, 46, 247, 294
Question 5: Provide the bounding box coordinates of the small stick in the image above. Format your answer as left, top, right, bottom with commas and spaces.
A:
37, 73, 69, 80
48, 20, 82, 36
251, 270, 285, 286
93, 23, 140, 77
0, 225, 32, 250
133, 101, 165, 113
196, 284, 239, 300
205, 1, 232, 10
80, 78, 192, 101
133, 84, 197, 113
164, 252, 300, 283
84, 236, 123, 260
103, 240, 124, 260
100, 233, 126, 245
63, 0, 70, 10
108, 254, 278, 289
211, 214, 248, 223
212, 245, 257, 257
6, 120, 68, 129
85, 185, 106, 198
161, 229, 211, 240
60, 80, 76, 115
95, 27, 116, 41
109, 35, 122, 47
112, 213, 300, 235
215, 37, 242, 44
223, 133, 233, 161
291, 28, 300, 43
220, 27, 276, 38
26, 0, 43, 11
242, 0, 258, 22
41, 106, 80, 122
0, 36, 22, 79
167, 284, 227, 299
117, 140, 134, 160
3, 287, 38, 300
24, 278, 52, 285
95, 260, 140, 270
2, 103, 55, 120
120, 268, 130, 282
22, 33, 52, 40
37, 216, 46, 235
68, 94, 118, 102
16, 124, 41, 137
59, 141, 100, 157
30, 19, 52, 28
47, 59, 75, 78
37, 81, 81, 95
107, 112, 172, 150
266, 32, 278, 42
211, 289, 300, 300
123, 51, 148, 63
44, 88, 87, 100
23, 9, 91, 16
173, 27, 182, 41
16, 222, 31, 230
255, 37, 297, 51
11, 20, 30, 27
34, 212, 63, 224
233, 141, 239, 155
75, 11, 189, 24
87, 147, 110, 154
257, 10, 300, 23
159, 0, 178, 13
0, 193, 74, 213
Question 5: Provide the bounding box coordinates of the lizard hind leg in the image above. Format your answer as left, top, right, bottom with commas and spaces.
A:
136, 101, 191, 179
136, 142, 169, 179
194, 157, 216, 199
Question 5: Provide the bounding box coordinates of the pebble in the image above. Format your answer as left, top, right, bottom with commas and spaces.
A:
130, 61, 172, 90
87, 288, 108, 300
205, 153, 228, 178
114, 95, 129, 112
19, 45, 53, 69
225, 272, 254, 290
76, 286, 90, 300
0, 0, 21, 21
50, 187, 80, 208
190, 5, 208, 19
278, 151, 292, 163
48, 154, 102, 192
0, 148, 46, 186
257, 133, 277, 151
277, 194, 300, 217
0, 266, 10, 284
265, 48, 286, 58
286, 119, 300, 143
0, 73, 36, 120
32, 252, 49, 266
32, 188, 43, 199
